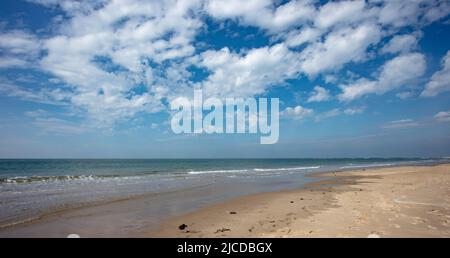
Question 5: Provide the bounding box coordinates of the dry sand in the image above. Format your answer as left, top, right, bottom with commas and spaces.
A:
150, 164, 450, 238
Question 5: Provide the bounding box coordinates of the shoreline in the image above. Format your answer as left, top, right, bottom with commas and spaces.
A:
149, 164, 450, 237
0, 161, 438, 228
0, 163, 448, 237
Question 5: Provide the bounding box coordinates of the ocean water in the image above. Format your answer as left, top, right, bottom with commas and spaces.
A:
0, 158, 447, 230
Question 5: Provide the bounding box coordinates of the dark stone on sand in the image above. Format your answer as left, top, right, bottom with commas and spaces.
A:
229, 211, 237, 214
179, 224, 188, 230
290, 201, 294, 203
215, 228, 231, 233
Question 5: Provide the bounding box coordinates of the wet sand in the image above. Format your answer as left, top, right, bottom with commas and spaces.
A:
151, 164, 450, 237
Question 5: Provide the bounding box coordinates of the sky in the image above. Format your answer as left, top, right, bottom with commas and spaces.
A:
0, 0, 450, 159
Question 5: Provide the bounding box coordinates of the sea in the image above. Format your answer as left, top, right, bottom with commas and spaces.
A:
0, 158, 448, 232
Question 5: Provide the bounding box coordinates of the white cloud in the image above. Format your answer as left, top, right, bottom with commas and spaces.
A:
285, 27, 321, 48
314, 0, 368, 29
324, 74, 338, 84
378, 0, 422, 27
198, 43, 301, 98
1, 0, 449, 131
307, 86, 331, 103
0, 30, 41, 68
421, 51, 450, 97
423, 0, 450, 23
381, 34, 420, 54
282, 105, 313, 120
377, 53, 426, 92
378, 0, 450, 27
205, 0, 316, 33
204, 0, 449, 34
205, 0, 271, 19
339, 53, 426, 101
30, 0, 203, 127
343, 107, 365, 115
0, 30, 40, 55
0, 57, 28, 68
338, 79, 377, 102
0, 78, 71, 105
382, 119, 420, 129
300, 22, 382, 77
26, 0, 106, 14
435, 111, 450, 122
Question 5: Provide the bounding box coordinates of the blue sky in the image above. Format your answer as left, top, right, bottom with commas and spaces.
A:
0, 0, 450, 158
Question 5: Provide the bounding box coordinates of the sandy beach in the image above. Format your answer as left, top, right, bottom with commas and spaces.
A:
151, 164, 450, 238
0, 163, 449, 238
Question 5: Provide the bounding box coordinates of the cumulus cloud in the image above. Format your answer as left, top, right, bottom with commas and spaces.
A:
28, 0, 202, 127
281, 105, 313, 120
339, 53, 426, 101
205, 0, 316, 33
338, 79, 377, 102
435, 111, 450, 122
285, 27, 321, 48
0, 0, 449, 131
307, 86, 331, 103
421, 51, 450, 97
198, 43, 301, 98
378, 0, 450, 27
314, 0, 368, 29
381, 34, 420, 54
300, 22, 382, 77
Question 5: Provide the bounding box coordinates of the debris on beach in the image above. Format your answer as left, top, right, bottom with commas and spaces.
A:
228, 211, 237, 214
215, 228, 231, 233
178, 224, 188, 230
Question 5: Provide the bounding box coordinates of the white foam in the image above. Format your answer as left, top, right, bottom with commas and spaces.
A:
253, 166, 321, 172
187, 166, 322, 175
187, 169, 249, 175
